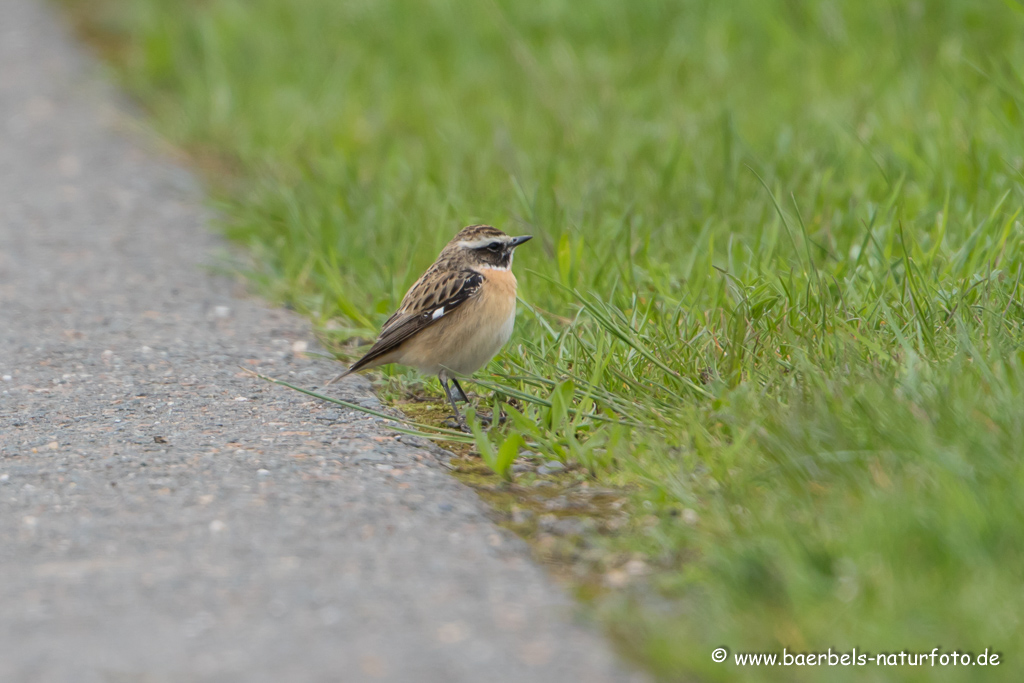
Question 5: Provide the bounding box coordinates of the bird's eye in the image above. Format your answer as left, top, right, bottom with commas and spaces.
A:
486, 242, 501, 252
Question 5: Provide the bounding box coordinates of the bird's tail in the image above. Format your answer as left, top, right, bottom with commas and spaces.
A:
323, 368, 352, 387
325, 351, 381, 387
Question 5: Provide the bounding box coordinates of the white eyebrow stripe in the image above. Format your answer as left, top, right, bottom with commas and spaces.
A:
457, 237, 510, 249
431, 307, 445, 319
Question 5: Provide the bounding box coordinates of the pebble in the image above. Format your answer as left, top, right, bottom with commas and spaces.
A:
256, 469, 270, 477
543, 496, 569, 511
536, 461, 565, 476
510, 508, 535, 524
624, 559, 649, 576
350, 453, 385, 464
604, 569, 628, 588
540, 514, 587, 536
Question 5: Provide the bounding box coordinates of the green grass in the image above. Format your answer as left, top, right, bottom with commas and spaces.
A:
63, 0, 1024, 679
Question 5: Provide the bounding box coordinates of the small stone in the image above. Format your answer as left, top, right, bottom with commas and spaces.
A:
682, 508, 699, 525
46, 441, 59, 450
234, 396, 248, 402
291, 340, 308, 354
0, 474, 9, 482
1, 375, 11, 381
256, 469, 270, 477
624, 559, 649, 576
536, 461, 565, 476
550, 517, 586, 536
542, 496, 569, 511
209, 520, 226, 533
604, 569, 628, 588
510, 508, 535, 524
214, 305, 231, 318
604, 516, 625, 532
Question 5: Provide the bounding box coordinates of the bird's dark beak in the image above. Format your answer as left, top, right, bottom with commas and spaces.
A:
509, 235, 533, 248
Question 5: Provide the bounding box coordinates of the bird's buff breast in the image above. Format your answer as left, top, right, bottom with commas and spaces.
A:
396, 268, 517, 376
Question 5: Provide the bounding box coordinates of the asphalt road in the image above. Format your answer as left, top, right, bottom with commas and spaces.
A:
0, 2, 639, 681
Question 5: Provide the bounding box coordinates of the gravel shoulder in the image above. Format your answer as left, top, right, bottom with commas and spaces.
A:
0, 2, 638, 681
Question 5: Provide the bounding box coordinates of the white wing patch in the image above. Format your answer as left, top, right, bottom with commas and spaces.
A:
431, 307, 445, 320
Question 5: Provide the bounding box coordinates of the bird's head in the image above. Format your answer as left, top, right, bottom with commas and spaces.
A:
444, 224, 532, 270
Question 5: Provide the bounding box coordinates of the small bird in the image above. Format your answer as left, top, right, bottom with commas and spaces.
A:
327, 225, 532, 426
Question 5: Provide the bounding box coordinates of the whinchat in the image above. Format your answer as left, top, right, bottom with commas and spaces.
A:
327, 225, 532, 425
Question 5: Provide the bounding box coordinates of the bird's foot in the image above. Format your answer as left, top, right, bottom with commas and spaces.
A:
443, 416, 472, 433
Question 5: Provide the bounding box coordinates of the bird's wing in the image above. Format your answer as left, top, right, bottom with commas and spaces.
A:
345, 268, 484, 374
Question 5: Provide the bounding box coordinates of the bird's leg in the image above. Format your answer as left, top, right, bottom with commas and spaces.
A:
450, 378, 470, 403
441, 378, 462, 418
448, 378, 502, 426
439, 374, 469, 432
